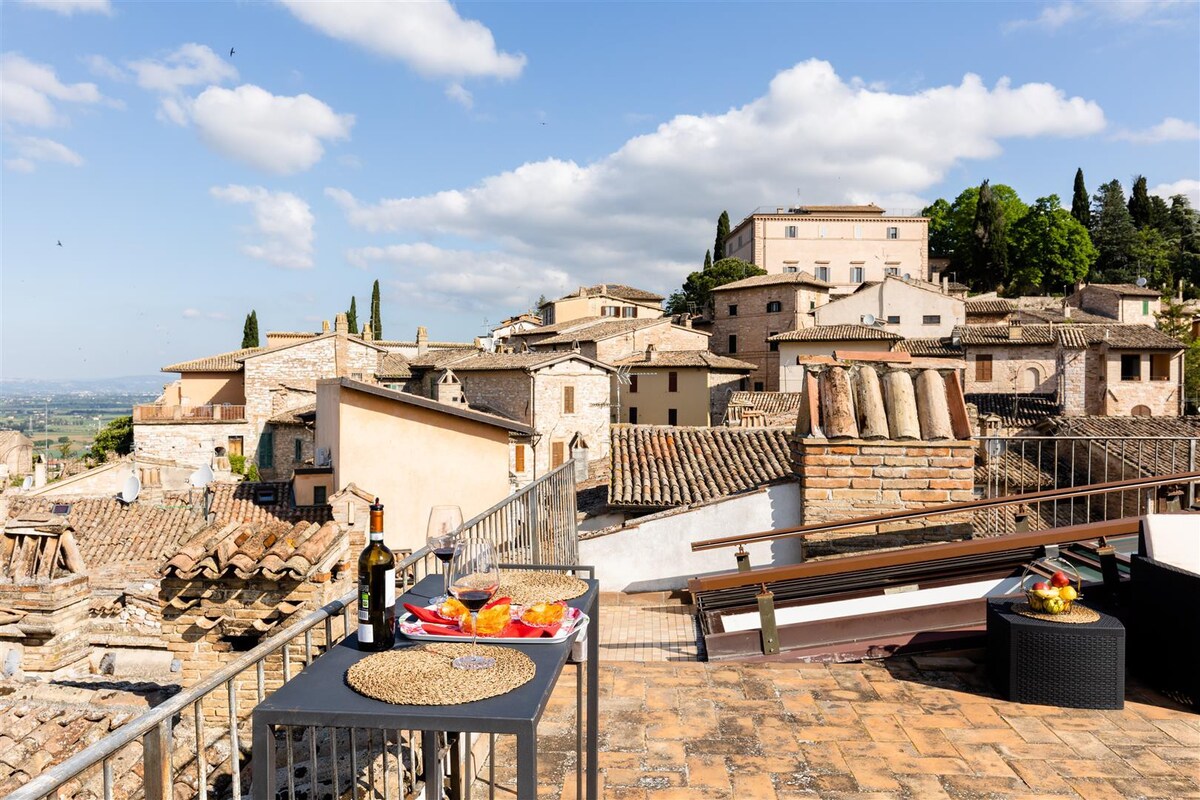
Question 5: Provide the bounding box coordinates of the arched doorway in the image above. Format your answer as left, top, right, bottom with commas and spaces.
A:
1131, 405, 1152, 417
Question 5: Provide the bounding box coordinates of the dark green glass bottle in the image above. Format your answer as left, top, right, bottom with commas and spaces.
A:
357, 498, 396, 651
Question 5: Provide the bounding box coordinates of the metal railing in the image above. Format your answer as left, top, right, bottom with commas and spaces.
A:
977, 435, 1198, 532
9, 465, 580, 800
459, 461, 579, 565
133, 404, 247, 423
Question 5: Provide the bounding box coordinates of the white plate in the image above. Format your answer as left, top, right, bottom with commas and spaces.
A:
398, 606, 587, 645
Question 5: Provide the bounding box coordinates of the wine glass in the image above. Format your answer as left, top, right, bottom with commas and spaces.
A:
448, 538, 500, 670
426, 506, 463, 604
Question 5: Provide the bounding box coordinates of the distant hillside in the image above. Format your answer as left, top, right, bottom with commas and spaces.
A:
0, 375, 165, 396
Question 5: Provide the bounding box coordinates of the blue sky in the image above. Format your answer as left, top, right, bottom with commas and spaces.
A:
2, 0, 1198, 380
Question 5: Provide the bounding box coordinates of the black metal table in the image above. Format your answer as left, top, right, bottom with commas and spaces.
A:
986, 599, 1125, 710
251, 571, 599, 800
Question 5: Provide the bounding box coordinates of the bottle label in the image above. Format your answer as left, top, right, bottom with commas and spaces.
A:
384, 568, 396, 607
358, 623, 373, 644
369, 531, 384, 541
358, 579, 370, 621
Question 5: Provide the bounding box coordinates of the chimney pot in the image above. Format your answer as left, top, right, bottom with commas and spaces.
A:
416, 326, 428, 355
322, 320, 331, 333
1009, 325, 1023, 340
334, 313, 349, 334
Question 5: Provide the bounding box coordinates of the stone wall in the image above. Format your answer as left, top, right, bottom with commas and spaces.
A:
708, 372, 748, 424
262, 423, 315, 481
133, 421, 253, 468
0, 574, 91, 677
1058, 346, 1089, 416
963, 344, 1058, 395
1099, 350, 1181, 416
793, 438, 975, 555
711, 285, 827, 391
160, 569, 350, 721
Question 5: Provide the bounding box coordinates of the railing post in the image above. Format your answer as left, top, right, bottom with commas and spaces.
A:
735, 547, 750, 572
756, 585, 780, 656
1189, 440, 1197, 509
143, 719, 173, 800
526, 488, 540, 564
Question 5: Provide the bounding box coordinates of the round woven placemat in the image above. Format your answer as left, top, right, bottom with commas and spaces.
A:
498, 570, 588, 606
1012, 602, 1101, 624
346, 644, 535, 705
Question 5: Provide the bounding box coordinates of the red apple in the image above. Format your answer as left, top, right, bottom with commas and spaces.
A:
1032, 581, 1049, 591
1050, 571, 1070, 588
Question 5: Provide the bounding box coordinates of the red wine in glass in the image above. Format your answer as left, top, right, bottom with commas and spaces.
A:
448, 539, 500, 670
454, 588, 496, 611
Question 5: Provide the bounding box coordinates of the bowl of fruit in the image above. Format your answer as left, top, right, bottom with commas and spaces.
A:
1022, 558, 1081, 615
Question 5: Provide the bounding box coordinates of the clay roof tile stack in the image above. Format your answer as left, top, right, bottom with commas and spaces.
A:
609, 425, 794, 509
162, 519, 343, 581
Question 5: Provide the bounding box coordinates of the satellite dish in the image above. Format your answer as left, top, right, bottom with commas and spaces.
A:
902, 273, 911, 280
119, 474, 141, 504
862, 313, 877, 326
1135, 277, 1148, 288
21, 476, 33, 491
189, 464, 214, 488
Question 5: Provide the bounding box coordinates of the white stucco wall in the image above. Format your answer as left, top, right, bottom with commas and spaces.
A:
578, 483, 803, 592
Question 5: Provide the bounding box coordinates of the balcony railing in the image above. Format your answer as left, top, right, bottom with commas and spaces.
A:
8, 463, 579, 800
133, 404, 247, 423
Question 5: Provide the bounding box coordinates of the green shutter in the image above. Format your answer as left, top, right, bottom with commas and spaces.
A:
259, 430, 274, 468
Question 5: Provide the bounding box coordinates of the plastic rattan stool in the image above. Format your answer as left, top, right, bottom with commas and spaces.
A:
987, 600, 1125, 710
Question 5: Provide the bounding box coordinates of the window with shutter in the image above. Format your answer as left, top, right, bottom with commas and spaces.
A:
515, 444, 525, 473
551, 441, 565, 467
293, 438, 302, 462
976, 354, 993, 382
563, 385, 575, 414
259, 431, 273, 468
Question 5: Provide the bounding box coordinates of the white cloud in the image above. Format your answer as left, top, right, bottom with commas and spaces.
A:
346, 244, 571, 311
1, 52, 106, 127
20, 0, 111, 16
182, 308, 227, 320
180, 85, 354, 174
83, 54, 127, 81
279, 0, 526, 80
445, 83, 474, 110
1006, 0, 1189, 31
3, 135, 84, 171
1149, 179, 1200, 207
1113, 117, 1200, 144
128, 43, 236, 94
329, 60, 1106, 299
211, 184, 316, 269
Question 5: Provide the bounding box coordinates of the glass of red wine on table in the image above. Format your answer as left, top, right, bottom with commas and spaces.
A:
426, 505, 463, 604
448, 538, 500, 670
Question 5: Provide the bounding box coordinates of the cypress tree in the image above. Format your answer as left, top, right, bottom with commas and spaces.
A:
970, 180, 1008, 289
714, 211, 730, 261
347, 297, 358, 334
371, 280, 382, 340
1128, 175, 1152, 229
246, 311, 259, 348
703, 250, 712, 270
241, 313, 255, 348
1071, 168, 1090, 229
1090, 179, 1139, 282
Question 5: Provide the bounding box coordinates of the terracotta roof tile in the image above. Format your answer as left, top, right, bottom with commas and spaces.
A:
712, 271, 832, 292
162, 519, 344, 580
552, 284, 664, 302
724, 391, 803, 427
895, 337, 964, 357
534, 317, 669, 346
769, 325, 901, 342
1085, 282, 1161, 297
376, 352, 412, 379
965, 393, 1060, 428
952, 324, 1057, 345
964, 298, 1014, 315
405, 348, 480, 369
608, 425, 794, 508
162, 347, 262, 373
268, 403, 316, 424
611, 350, 755, 370
1014, 306, 1114, 324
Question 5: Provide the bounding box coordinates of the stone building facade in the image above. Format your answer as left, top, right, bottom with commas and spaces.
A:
813, 276, 965, 339
724, 205, 930, 292
538, 284, 664, 325
1067, 283, 1162, 326
611, 348, 755, 425
710, 271, 833, 391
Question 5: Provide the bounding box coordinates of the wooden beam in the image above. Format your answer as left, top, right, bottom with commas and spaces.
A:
832, 350, 913, 363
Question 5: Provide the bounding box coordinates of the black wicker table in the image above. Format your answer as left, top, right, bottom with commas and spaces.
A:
986, 599, 1125, 709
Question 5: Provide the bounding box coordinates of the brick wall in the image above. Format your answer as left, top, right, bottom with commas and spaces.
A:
262, 423, 315, 480
711, 285, 825, 391
0, 574, 90, 677
793, 438, 975, 555
1058, 347, 1088, 416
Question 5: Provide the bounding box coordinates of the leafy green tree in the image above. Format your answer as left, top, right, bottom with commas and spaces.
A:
921, 198, 954, 259
57, 435, 70, 444
1128, 175, 1153, 229
88, 416, 132, 463
241, 311, 260, 348
1130, 226, 1174, 288
1183, 338, 1200, 414
1090, 180, 1139, 283
1008, 195, 1096, 294
713, 211, 730, 261
347, 297, 358, 334
1071, 168, 1090, 229
1159, 297, 1200, 412
1157, 296, 1193, 340
371, 280, 382, 339
665, 257, 765, 315
1167, 195, 1200, 294
58, 441, 73, 459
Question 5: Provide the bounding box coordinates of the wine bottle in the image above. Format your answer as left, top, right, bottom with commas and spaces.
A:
357, 498, 396, 651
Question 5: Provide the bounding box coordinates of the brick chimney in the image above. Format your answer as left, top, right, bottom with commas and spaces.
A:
322, 320, 331, 333
416, 326, 429, 356
334, 313, 349, 334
